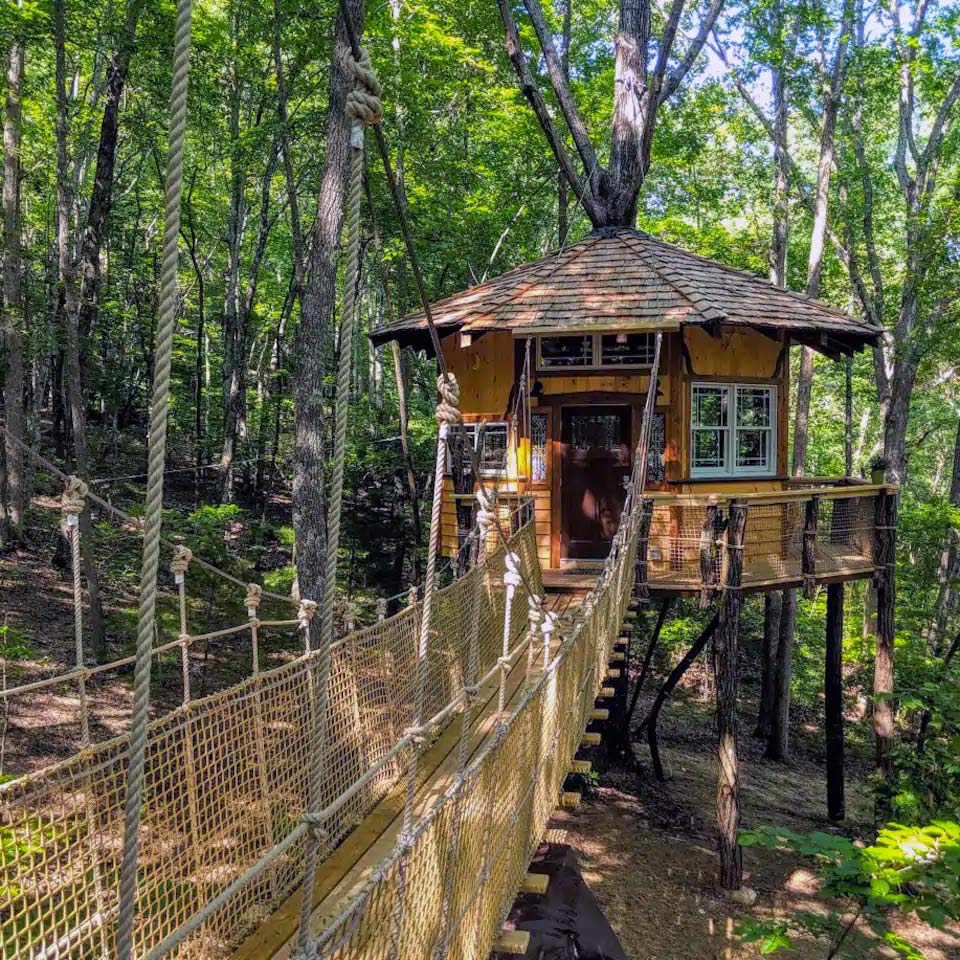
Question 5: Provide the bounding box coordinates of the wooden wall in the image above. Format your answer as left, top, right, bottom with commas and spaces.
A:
437, 325, 791, 568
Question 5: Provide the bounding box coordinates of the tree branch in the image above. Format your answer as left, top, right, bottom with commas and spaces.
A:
522, 0, 601, 191
498, 0, 602, 225
660, 0, 726, 105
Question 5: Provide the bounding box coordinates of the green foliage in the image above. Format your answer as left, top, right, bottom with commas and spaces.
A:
739, 823, 960, 957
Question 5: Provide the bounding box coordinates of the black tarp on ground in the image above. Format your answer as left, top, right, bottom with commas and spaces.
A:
495, 843, 629, 960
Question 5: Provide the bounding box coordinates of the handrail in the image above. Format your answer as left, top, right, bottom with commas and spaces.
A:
647, 482, 896, 508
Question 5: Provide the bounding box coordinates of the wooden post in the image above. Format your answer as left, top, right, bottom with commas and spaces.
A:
873, 489, 898, 815
802, 495, 819, 599
699, 504, 718, 608
635, 496, 652, 602
716, 499, 746, 892
825, 581, 845, 822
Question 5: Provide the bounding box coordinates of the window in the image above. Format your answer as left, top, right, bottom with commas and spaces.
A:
531, 413, 548, 482
538, 335, 594, 369
690, 383, 776, 477
537, 332, 656, 371
449, 421, 510, 477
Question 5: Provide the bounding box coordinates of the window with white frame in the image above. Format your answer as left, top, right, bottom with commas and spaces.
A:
690, 383, 776, 477
449, 421, 510, 477
537, 332, 656, 371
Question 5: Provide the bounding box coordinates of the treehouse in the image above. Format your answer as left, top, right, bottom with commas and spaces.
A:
371, 226, 890, 596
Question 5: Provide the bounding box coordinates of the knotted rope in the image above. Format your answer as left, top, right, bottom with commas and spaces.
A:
245, 583, 262, 618
346, 48, 382, 127
169, 545, 193, 581
61, 475, 88, 523
115, 0, 194, 948
435, 372, 462, 429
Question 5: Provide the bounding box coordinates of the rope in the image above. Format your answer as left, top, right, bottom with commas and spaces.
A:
115, 0, 194, 951
293, 46, 380, 958
62, 478, 90, 746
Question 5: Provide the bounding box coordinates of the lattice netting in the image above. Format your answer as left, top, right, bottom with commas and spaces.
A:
1, 519, 546, 959
647, 493, 876, 588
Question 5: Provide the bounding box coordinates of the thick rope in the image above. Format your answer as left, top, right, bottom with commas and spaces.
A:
294, 49, 379, 958
115, 0, 194, 951
387, 371, 460, 960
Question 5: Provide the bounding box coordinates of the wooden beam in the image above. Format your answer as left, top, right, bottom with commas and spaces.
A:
825, 582, 845, 822
716, 499, 747, 892
560, 791, 581, 808
588, 708, 609, 721
519, 873, 550, 895
493, 929, 531, 955
569, 759, 592, 774
581, 732, 602, 746
802, 496, 819, 599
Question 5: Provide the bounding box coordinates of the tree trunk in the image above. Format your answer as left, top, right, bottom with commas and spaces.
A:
873, 490, 898, 817
927, 417, 960, 654
766, 587, 795, 761
754, 591, 781, 739
716, 501, 746, 891
825, 581, 845, 821
76, 0, 146, 345
768, 50, 789, 287
292, 0, 365, 608
2, 12, 26, 537
55, 0, 107, 661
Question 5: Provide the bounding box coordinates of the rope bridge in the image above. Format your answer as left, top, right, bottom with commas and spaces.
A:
0, 483, 644, 958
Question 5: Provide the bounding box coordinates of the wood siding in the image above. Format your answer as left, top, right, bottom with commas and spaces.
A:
438, 326, 792, 567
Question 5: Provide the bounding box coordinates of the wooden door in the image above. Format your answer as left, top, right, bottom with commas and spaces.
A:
560, 406, 632, 561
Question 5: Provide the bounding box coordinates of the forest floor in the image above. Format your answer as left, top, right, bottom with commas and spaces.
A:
550, 651, 960, 960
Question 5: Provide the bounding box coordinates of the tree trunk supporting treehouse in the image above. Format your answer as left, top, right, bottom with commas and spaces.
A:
715, 499, 746, 892
825, 581, 845, 822
873, 489, 898, 816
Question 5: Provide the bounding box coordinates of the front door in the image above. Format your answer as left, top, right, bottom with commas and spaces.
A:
560, 406, 632, 561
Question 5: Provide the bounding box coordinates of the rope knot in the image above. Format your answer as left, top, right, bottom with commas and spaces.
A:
301, 813, 330, 844
475, 486, 497, 534
403, 723, 431, 747
497, 655, 512, 672
169, 545, 193, 578
61, 476, 88, 522
376, 597, 388, 621
435, 372, 461, 428
245, 583, 262, 617
346, 48, 382, 127
527, 594, 545, 626
462, 684, 480, 708
298, 599, 318, 628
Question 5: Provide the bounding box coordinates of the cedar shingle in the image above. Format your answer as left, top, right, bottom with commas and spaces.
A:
370, 227, 879, 347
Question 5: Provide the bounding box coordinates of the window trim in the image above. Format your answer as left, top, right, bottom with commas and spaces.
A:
689, 382, 777, 478
536, 332, 656, 372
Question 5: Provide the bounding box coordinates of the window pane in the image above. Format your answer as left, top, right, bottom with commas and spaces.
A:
539, 335, 593, 367
447, 423, 477, 479
479, 423, 508, 474
531, 413, 547, 482
736, 429, 769, 468
692, 428, 726, 469
600, 332, 655, 366
737, 387, 772, 427
693, 386, 727, 427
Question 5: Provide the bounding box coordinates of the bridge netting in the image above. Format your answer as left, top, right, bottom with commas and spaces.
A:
2, 488, 634, 958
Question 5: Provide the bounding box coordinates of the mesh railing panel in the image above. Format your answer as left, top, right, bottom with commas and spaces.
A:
1, 521, 541, 959
647, 492, 878, 588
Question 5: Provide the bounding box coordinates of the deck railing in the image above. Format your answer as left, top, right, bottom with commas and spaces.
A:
645, 482, 890, 594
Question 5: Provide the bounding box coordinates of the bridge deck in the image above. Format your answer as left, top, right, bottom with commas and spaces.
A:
234, 592, 581, 959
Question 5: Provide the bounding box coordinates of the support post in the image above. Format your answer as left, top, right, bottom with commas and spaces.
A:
873, 489, 898, 816
716, 499, 746, 892
825, 581, 845, 822
802, 495, 819, 599
634, 496, 652, 603
699, 505, 717, 608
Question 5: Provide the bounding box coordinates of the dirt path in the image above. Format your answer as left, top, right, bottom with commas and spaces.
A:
548, 694, 959, 959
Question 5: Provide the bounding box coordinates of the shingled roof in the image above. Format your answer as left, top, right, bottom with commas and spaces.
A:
370, 227, 880, 355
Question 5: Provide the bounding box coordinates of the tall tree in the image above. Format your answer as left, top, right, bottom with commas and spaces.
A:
498, 0, 725, 228
2, 0, 26, 538
292, 0, 365, 606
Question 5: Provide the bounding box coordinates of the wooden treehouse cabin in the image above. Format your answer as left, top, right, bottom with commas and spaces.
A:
372, 226, 892, 599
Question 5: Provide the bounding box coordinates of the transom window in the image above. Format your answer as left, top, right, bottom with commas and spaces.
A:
690, 383, 776, 477
537, 332, 656, 371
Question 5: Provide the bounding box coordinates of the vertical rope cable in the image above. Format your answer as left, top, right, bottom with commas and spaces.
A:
115, 0, 193, 951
